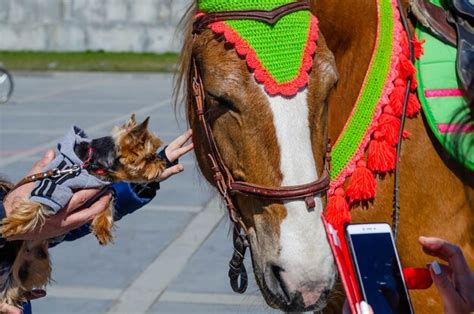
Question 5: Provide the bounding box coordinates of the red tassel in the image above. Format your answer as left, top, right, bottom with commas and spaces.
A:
367, 131, 397, 173
400, 31, 410, 57
406, 93, 421, 117
378, 106, 401, 145
410, 76, 418, 91
398, 54, 415, 80
346, 160, 377, 203
325, 188, 350, 227
412, 37, 425, 60
403, 268, 433, 290
389, 79, 407, 117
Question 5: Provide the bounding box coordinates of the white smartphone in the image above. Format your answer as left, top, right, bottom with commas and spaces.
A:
345, 223, 414, 314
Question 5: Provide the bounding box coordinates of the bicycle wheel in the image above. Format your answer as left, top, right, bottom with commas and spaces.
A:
0, 68, 14, 104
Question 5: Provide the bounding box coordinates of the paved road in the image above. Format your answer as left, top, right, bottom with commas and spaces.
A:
0, 73, 276, 314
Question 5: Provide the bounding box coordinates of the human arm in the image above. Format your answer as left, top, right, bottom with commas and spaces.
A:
52, 129, 194, 244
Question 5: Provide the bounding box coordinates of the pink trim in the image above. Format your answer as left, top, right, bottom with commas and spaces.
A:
208, 16, 319, 97
329, 0, 404, 193
438, 124, 474, 133
425, 89, 464, 98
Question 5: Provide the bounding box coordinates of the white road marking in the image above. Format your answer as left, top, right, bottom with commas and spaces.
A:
142, 204, 203, 213
45, 287, 266, 307
106, 196, 224, 314
46, 286, 122, 301
160, 291, 265, 307
14, 77, 107, 104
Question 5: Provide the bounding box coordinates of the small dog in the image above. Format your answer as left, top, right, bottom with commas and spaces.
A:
0, 115, 166, 309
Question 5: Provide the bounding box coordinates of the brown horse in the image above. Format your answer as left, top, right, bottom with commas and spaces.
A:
176, 0, 474, 312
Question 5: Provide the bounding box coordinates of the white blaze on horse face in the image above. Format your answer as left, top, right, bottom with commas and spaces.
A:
263, 86, 335, 301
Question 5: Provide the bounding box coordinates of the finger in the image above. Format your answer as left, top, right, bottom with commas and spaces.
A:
28, 150, 55, 175
64, 189, 102, 214
65, 194, 112, 229
342, 300, 351, 314
360, 301, 374, 314
429, 261, 464, 311
172, 143, 194, 159
0, 303, 21, 314
159, 164, 184, 182
419, 237, 471, 283
167, 129, 193, 150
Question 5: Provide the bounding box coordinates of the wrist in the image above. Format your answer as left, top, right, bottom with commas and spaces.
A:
158, 146, 178, 169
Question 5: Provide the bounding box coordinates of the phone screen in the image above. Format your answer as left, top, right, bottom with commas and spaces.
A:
348, 232, 412, 314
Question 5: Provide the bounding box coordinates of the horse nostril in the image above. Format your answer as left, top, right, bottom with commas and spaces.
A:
270, 264, 291, 303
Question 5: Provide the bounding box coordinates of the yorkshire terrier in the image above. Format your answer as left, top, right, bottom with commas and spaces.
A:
0, 115, 166, 309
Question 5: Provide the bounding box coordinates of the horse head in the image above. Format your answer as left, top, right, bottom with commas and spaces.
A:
177, 1, 338, 311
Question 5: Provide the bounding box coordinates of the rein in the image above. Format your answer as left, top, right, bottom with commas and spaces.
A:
191, 0, 331, 294
392, 0, 415, 241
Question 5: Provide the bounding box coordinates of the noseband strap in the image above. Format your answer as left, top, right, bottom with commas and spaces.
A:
191, 0, 329, 294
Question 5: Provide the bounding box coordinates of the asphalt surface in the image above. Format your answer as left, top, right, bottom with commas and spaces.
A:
0, 72, 277, 314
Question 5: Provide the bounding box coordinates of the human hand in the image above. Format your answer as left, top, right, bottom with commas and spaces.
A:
0, 290, 46, 314
3, 150, 112, 241
419, 236, 474, 314
158, 129, 194, 182
0, 303, 21, 314
342, 300, 373, 314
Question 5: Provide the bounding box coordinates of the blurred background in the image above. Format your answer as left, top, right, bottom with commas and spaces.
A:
0, 1, 274, 313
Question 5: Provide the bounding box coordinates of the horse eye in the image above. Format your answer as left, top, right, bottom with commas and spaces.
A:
206, 92, 237, 112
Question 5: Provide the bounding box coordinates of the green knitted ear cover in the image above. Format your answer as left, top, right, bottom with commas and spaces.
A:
197, 0, 316, 96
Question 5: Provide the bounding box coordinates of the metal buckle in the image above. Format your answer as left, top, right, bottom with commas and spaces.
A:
51, 165, 81, 178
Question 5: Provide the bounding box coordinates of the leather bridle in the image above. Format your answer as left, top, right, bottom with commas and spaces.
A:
191, 0, 331, 293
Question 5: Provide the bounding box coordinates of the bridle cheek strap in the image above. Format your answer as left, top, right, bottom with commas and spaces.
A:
192, 57, 331, 226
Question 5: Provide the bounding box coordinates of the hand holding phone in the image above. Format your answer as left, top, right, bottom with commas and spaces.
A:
346, 223, 413, 314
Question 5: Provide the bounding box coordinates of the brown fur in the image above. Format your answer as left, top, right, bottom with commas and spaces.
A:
177, 1, 473, 313
316, 1, 474, 312
177, 4, 338, 310
0, 115, 166, 309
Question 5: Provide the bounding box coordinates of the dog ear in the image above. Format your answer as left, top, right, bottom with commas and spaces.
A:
125, 114, 138, 129
130, 117, 150, 137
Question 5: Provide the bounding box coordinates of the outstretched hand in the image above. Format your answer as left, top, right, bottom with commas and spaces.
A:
3, 150, 111, 241
420, 237, 474, 314
158, 129, 194, 182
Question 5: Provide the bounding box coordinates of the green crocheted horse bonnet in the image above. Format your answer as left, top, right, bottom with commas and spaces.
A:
197, 0, 318, 96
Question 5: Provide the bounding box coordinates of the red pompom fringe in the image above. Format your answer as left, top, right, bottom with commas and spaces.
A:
346, 160, 377, 203
367, 132, 397, 173
325, 188, 350, 227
